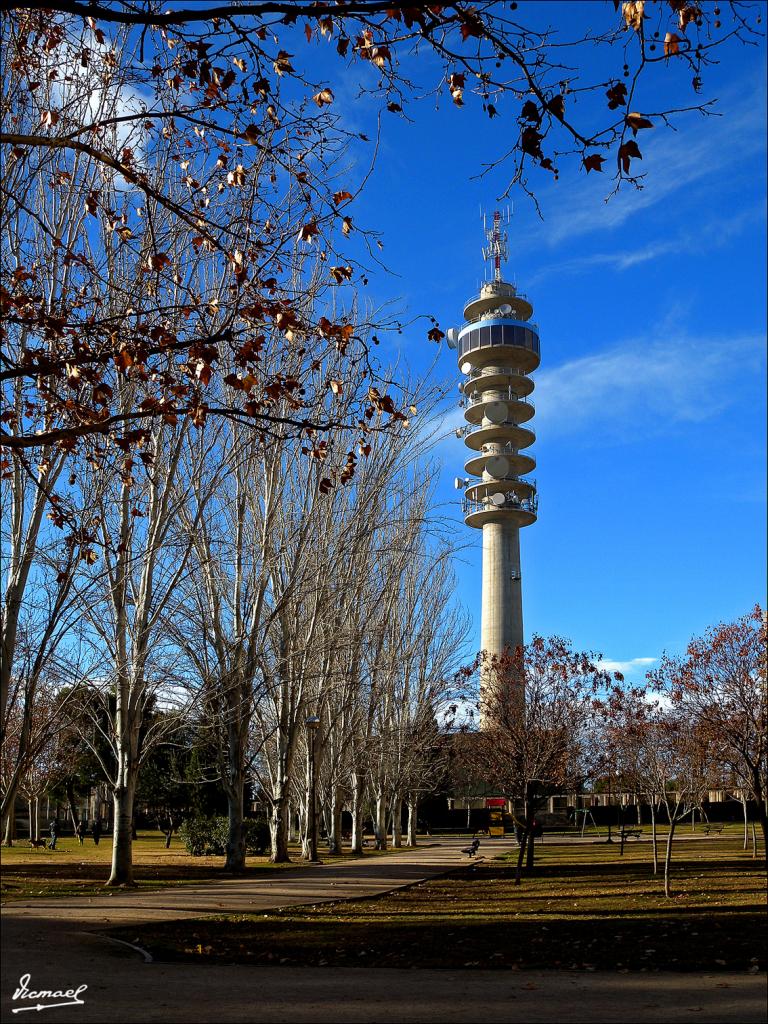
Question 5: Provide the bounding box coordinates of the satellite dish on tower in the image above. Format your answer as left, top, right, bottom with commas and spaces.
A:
454, 477, 468, 490
485, 401, 507, 424
460, 361, 472, 375
486, 455, 509, 478
490, 492, 506, 507
498, 303, 512, 315
446, 327, 459, 349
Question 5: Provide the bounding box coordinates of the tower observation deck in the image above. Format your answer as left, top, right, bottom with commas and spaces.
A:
447, 211, 539, 692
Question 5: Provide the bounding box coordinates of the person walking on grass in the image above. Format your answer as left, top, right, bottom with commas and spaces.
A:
92, 818, 102, 845
48, 819, 58, 850
75, 820, 85, 845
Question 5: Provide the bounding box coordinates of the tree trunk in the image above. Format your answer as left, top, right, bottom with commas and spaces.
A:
650, 802, 658, 875
327, 789, 343, 855
742, 796, 749, 850
224, 781, 246, 872
350, 772, 365, 854
65, 781, 80, 830
754, 784, 768, 857
406, 793, 418, 847
28, 800, 34, 840
466, 800, 471, 829
107, 782, 137, 886
3, 805, 14, 846
269, 796, 291, 863
514, 829, 528, 885
750, 822, 757, 859
374, 791, 388, 851
525, 799, 535, 872
391, 795, 403, 848
663, 818, 677, 897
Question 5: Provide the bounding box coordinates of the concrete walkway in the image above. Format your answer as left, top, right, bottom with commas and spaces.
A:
2, 838, 764, 1024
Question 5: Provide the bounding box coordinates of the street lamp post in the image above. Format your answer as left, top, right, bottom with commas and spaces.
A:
305, 715, 321, 863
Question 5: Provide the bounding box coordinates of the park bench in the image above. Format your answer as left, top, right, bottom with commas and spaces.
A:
619, 827, 642, 841
702, 823, 724, 835
461, 837, 481, 857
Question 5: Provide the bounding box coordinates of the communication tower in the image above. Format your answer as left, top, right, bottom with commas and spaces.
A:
446, 210, 539, 713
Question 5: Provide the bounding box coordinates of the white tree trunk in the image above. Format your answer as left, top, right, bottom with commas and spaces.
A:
269, 792, 290, 863
108, 779, 137, 886
375, 791, 388, 851
391, 795, 403, 848
743, 796, 749, 850
406, 793, 418, 847
350, 771, 365, 854
663, 819, 676, 897
650, 802, 658, 875
328, 788, 343, 855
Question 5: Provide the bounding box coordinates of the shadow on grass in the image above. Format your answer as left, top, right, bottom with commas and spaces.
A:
119, 911, 765, 973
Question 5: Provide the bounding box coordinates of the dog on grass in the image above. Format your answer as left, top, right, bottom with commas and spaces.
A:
28, 838, 48, 850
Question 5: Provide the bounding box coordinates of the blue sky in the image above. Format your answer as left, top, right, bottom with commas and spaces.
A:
327, 4, 767, 678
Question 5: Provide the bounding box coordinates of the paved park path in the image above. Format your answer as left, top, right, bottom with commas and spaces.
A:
2, 837, 765, 1024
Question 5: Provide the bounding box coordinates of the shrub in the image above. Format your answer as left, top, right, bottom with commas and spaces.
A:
178, 815, 269, 857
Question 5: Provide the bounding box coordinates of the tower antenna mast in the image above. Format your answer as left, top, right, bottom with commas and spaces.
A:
481, 207, 511, 282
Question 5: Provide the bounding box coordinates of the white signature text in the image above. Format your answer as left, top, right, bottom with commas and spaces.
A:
12, 974, 88, 1013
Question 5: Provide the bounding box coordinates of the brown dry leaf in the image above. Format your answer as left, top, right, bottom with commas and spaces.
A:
583, 153, 606, 173
329, 379, 343, 395
273, 51, 294, 76
115, 348, 134, 372
547, 94, 565, 120
312, 88, 334, 107
40, 110, 59, 126
664, 32, 681, 56
622, 1, 645, 31
678, 4, 701, 32
333, 190, 353, 206
227, 164, 247, 186
606, 82, 627, 109
298, 220, 319, 244
449, 72, 465, 107
618, 139, 642, 173
626, 112, 654, 136
370, 45, 391, 68
147, 253, 170, 271
330, 265, 353, 284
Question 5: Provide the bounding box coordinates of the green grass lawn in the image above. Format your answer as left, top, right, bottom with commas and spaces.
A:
114, 833, 766, 973
0, 831, 412, 900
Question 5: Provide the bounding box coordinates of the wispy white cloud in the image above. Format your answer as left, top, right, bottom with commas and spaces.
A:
526, 200, 765, 286
597, 656, 656, 676
534, 330, 765, 440
527, 84, 767, 248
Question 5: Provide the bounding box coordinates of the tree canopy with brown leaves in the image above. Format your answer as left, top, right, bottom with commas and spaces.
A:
1, 0, 762, 475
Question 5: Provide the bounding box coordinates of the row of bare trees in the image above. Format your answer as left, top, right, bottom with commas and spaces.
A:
1, 2, 467, 884
1, 309, 470, 884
